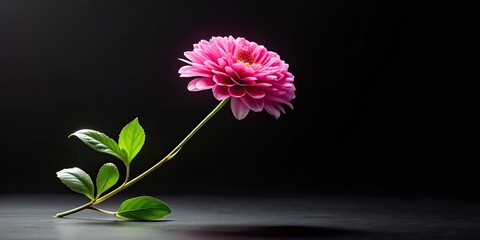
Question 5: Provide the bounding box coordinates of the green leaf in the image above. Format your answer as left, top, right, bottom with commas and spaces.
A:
115, 196, 171, 221
95, 163, 120, 198
69, 129, 128, 164
118, 118, 145, 163
56, 167, 95, 200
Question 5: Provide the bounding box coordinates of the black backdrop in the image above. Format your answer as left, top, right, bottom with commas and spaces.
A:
0, 1, 475, 198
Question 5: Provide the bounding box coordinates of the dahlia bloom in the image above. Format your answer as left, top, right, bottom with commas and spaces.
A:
179, 36, 296, 120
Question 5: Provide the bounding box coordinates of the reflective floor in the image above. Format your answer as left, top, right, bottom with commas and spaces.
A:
1, 194, 479, 240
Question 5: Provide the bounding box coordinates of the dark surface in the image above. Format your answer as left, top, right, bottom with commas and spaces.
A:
0, 1, 476, 197
1, 194, 479, 240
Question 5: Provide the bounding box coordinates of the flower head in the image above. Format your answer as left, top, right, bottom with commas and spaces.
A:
179, 36, 295, 120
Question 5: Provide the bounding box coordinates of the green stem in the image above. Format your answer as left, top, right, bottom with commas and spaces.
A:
88, 206, 116, 215
55, 201, 93, 218
123, 165, 130, 184
93, 155, 170, 205
167, 98, 230, 157
55, 98, 230, 216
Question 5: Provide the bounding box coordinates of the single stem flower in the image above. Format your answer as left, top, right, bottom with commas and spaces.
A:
54, 36, 295, 220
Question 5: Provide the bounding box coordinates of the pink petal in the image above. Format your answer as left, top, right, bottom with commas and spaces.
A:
231, 62, 255, 76
184, 51, 203, 63
245, 87, 265, 99
212, 70, 232, 77
237, 77, 256, 86
283, 83, 295, 88
213, 38, 229, 55
241, 95, 264, 112
286, 91, 296, 101
228, 86, 246, 98
213, 74, 235, 87
264, 102, 281, 119
178, 58, 193, 65
275, 102, 286, 114
221, 68, 255, 86
195, 78, 215, 90
212, 85, 230, 100
203, 60, 220, 70
194, 49, 215, 62
225, 66, 241, 79
217, 57, 228, 68
252, 47, 268, 64
254, 72, 277, 81
265, 75, 278, 80
240, 76, 257, 81
208, 44, 224, 58
231, 98, 250, 120
266, 95, 294, 109
188, 78, 213, 92
179, 66, 212, 78
255, 83, 273, 87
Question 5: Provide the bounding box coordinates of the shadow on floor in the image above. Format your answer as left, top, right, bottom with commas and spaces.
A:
188, 225, 370, 238
61, 217, 173, 225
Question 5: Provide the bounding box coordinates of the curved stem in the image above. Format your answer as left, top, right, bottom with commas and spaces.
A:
88, 206, 116, 215
55, 98, 230, 216
123, 165, 130, 184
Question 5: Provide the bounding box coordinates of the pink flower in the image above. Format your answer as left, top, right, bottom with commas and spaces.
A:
179, 36, 296, 120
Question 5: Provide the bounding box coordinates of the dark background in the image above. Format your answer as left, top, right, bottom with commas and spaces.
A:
0, 1, 475, 198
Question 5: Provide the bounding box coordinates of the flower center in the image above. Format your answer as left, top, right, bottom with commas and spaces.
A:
236, 49, 255, 66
